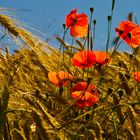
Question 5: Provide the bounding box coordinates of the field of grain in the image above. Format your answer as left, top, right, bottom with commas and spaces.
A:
0, 1, 140, 139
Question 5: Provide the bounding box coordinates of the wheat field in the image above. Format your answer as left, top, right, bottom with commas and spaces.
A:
0, 5, 140, 140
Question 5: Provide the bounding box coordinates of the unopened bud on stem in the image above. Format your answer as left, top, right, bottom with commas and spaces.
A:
90, 7, 94, 13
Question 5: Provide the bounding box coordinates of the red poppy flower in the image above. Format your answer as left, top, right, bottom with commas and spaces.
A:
115, 20, 140, 48
48, 71, 73, 87
93, 51, 111, 65
71, 50, 96, 69
66, 9, 88, 37
71, 82, 98, 108
132, 72, 140, 82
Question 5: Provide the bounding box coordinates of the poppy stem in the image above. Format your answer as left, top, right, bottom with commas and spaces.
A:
87, 24, 90, 50
59, 86, 63, 96
58, 26, 69, 70
106, 15, 112, 53
59, 26, 69, 52
111, 39, 123, 58
106, 0, 115, 53
88, 9, 94, 50
68, 37, 75, 71
112, 113, 119, 140
82, 69, 85, 81
133, 47, 140, 69
91, 20, 96, 51
83, 8, 94, 50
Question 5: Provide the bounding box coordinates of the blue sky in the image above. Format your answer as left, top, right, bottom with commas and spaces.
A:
1, 0, 140, 52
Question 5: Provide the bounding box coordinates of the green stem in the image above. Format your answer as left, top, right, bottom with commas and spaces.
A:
111, 39, 123, 58
112, 114, 119, 140
83, 9, 93, 50
106, 0, 116, 53
59, 27, 69, 70
68, 37, 74, 71
91, 21, 96, 50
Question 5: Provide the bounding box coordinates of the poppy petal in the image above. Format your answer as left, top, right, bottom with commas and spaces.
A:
66, 8, 77, 27
70, 25, 88, 38
71, 82, 98, 108
71, 50, 96, 69
48, 72, 59, 86
48, 71, 73, 87
93, 51, 111, 65
115, 20, 140, 48
132, 72, 140, 82
65, 9, 88, 37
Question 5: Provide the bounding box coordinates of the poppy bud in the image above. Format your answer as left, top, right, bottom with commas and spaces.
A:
85, 113, 90, 120
93, 19, 96, 25
131, 104, 135, 108
107, 88, 113, 94
118, 62, 122, 67
63, 24, 66, 30
125, 74, 130, 80
35, 89, 40, 97
118, 89, 124, 97
87, 78, 92, 84
107, 16, 112, 21
90, 7, 94, 13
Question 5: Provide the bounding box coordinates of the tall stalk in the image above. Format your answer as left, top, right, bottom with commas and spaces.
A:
106, 0, 116, 53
